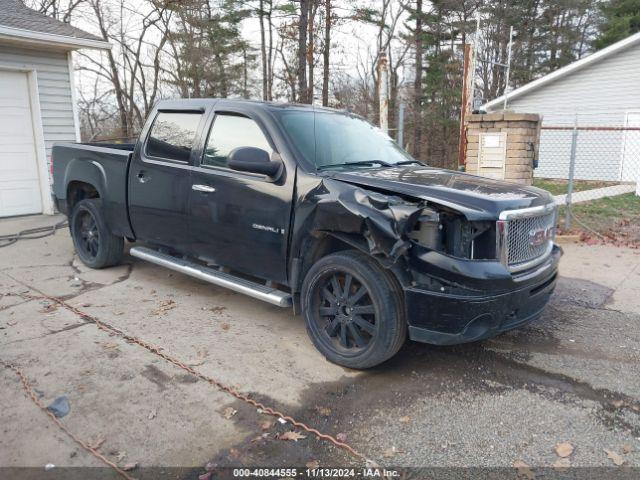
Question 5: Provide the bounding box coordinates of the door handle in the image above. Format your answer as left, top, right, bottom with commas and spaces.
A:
137, 171, 148, 183
192, 184, 216, 193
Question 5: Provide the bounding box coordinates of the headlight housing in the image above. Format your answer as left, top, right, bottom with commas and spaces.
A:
408, 207, 497, 260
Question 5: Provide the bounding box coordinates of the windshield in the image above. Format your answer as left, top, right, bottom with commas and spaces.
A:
275, 110, 420, 170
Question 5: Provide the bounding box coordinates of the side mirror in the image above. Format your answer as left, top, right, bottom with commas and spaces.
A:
228, 147, 282, 177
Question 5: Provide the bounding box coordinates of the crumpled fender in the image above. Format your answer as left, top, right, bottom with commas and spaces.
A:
293, 178, 424, 266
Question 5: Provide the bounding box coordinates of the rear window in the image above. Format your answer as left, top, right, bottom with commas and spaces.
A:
146, 112, 202, 162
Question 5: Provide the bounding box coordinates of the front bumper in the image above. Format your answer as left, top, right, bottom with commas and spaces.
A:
405, 244, 561, 345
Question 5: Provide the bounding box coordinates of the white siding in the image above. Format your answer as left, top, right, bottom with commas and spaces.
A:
489, 45, 640, 181
501, 46, 640, 119
0, 44, 76, 160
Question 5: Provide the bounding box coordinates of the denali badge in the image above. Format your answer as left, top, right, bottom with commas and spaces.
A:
529, 227, 554, 247
252, 223, 285, 235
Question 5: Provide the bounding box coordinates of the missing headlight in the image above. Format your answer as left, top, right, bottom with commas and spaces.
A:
408, 208, 442, 250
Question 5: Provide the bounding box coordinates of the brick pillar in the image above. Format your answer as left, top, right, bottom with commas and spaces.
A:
464, 112, 541, 185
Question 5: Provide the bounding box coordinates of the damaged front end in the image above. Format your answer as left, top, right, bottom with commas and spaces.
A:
292, 176, 561, 346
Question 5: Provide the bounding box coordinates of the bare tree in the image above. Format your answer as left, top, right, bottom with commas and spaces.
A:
297, 0, 309, 103
412, 0, 423, 159
78, 0, 172, 136
321, 0, 330, 106
23, 0, 85, 22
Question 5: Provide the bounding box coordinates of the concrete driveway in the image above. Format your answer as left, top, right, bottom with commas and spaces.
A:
1, 214, 640, 475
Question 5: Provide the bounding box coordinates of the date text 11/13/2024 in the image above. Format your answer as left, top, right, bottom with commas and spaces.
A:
232, 467, 400, 478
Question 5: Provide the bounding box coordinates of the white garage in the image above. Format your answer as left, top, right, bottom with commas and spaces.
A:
0, 0, 110, 217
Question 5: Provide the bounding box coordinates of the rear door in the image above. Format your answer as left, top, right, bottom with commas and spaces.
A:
187, 110, 293, 283
128, 110, 205, 252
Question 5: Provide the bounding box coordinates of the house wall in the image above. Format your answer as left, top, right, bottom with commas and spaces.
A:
0, 44, 77, 162
488, 45, 640, 181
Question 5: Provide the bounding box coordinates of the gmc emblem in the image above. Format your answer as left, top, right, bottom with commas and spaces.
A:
529, 227, 554, 247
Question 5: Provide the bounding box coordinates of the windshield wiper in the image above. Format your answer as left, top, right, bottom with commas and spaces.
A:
317, 160, 394, 171
395, 160, 423, 166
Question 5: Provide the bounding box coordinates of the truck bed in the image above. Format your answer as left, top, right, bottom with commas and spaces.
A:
51, 142, 134, 238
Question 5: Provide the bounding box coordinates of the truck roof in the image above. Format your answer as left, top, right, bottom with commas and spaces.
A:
154, 98, 350, 115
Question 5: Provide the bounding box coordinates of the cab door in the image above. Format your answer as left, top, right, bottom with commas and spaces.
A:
187, 110, 293, 283
128, 110, 204, 252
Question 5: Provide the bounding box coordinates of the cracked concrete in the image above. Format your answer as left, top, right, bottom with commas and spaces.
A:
1, 216, 640, 474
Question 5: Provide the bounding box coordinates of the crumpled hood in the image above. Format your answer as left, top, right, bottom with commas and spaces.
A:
326, 165, 554, 220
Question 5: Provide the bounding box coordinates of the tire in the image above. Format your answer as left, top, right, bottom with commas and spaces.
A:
301, 250, 407, 369
70, 198, 123, 269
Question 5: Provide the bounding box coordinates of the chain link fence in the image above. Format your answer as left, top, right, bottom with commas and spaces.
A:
536, 112, 640, 242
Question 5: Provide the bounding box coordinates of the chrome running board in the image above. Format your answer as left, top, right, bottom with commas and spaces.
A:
129, 246, 292, 307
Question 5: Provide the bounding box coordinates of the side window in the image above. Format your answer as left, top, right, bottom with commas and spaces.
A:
202, 114, 273, 168
146, 112, 202, 162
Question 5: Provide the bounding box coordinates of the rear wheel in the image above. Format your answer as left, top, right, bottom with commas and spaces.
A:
70, 198, 123, 269
301, 250, 406, 369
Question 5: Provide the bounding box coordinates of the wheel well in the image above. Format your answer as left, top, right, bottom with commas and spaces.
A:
295, 233, 410, 292
292, 233, 408, 315
67, 181, 99, 212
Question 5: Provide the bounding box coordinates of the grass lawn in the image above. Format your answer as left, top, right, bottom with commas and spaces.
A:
533, 178, 618, 196
558, 193, 640, 242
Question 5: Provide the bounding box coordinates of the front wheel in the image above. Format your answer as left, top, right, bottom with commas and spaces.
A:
70, 198, 123, 269
301, 250, 406, 369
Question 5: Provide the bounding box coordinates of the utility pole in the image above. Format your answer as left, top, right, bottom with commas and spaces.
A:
377, 53, 389, 135
458, 43, 473, 167
398, 101, 405, 148
503, 25, 514, 110
469, 13, 481, 112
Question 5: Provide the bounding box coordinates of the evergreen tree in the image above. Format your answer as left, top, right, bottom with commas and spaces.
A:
594, 0, 640, 48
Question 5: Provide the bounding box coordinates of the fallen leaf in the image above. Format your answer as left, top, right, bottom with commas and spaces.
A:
205, 461, 217, 471
383, 446, 404, 458
251, 433, 270, 443
7, 320, 17, 326
223, 407, 237, 419
278, 431, 306, 442
228, 448, 241, 459
336, 432, 347, 442
622, 444, 633, 454
259, 420, 274, 431
552, 458, 571, 470
555, 442, 573, 458
221, 323, 231, 331
198, 473, 212, 480
315, 406, 332, 417
122, 462, 137, 471
306, 460, 319, 469
513, 460, 535, 480
151, 299, 176, 315
604, 449, 625, 466
148, 409, 157, 420
116, 451, 126, 462
611, 399, 625, 408
399, 416, 410, 423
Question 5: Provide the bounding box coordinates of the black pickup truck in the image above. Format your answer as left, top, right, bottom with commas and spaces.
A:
52, 99, 560, 369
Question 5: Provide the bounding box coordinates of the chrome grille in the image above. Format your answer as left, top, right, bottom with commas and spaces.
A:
507, 211, 555, 265
497, 204, 557, 273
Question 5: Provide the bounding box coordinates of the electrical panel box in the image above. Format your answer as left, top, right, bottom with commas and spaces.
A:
477, 132, 507, 179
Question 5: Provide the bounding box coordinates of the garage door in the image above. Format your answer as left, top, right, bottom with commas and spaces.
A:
0, 70, 43, 217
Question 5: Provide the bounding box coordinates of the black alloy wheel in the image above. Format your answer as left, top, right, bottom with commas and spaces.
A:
314, 271, 377, 353
74, 208, 100, 261
70, 198, 123, 269
301, 250, 406, 369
